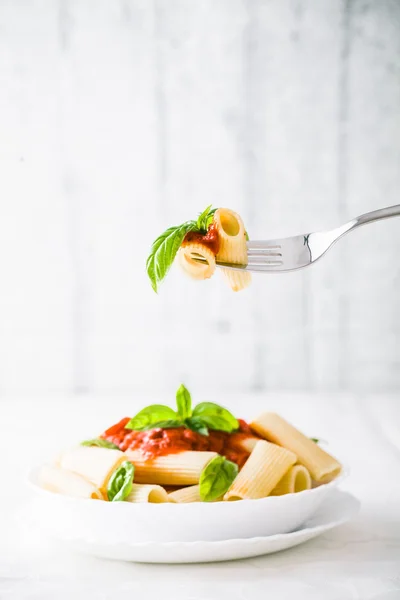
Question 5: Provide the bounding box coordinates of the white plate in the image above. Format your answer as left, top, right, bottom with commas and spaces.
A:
28, 466, 347, 544
27, 490, 359, 563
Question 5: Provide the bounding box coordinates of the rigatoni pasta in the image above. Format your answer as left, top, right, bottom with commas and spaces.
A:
270, 465, 312, 496
214, 208, 251, 292
40, 385, 342, 504
146, 205, 251, 292
224, 440, 297, 501
124, 450, 218, 486
250, 412, 342, 483
126, 484, 171, 503
39, 465, 103, 500
58, 446, 126, 497
168, 485, 202, 503
233, 436, 260, 454
178, 243, 216, 280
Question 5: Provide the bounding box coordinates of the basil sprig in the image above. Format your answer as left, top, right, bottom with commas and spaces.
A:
195, 205, 217, 233
125, 384, 239, 436
199, 456, 238, 501
146, 205, 217, 292
81, 438, 120, 450
107, 461, 134, 502
176, 384, 192, 419
126, 404, 178, 430
191, 402, 239, 433
184, 416, 209, 436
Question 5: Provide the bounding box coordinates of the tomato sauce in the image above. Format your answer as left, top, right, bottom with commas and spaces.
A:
101, 418, 258, 468
182, 223, 220, 255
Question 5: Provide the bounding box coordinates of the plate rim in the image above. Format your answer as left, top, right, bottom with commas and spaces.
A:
25, 489, 360, 549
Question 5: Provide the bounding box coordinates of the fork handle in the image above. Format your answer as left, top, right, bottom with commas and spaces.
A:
338, 203, 400, 237
353, 204, 400, 227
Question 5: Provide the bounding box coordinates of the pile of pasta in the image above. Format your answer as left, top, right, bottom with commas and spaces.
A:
39, 413, 341, 504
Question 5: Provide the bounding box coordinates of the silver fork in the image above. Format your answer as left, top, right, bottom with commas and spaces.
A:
216, 204, 400, 273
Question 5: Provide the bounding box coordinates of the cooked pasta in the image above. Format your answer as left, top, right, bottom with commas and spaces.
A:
270, 465, 311, 496
250, 412, 342, 483
168, 485, 202, 503
126, 484, 171, 503
147, 205, 251, 292
224, 440, 297, 501
58, 446, 126, 496
168, 484, 225, 503
41, 389, 342, 505
178, 242, 216, 280
214, 208, 251, 292
125, 450, 218, 485
39, 465, 103, 500
234, 436, 260, 453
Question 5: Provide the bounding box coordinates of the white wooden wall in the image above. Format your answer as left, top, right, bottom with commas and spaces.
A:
0, 0, 399, 395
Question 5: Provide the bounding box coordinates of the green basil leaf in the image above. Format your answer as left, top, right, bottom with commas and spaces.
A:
107, 461, 134, 502
81, 438, 120, 450
199, 456, 238, 502
125, 404, 178, 430
176, 383, 192, 419
142, 419, 183, 430
310, 437, 319, 444
146, 222, 196, 292
192, 402, 239, 433
245, 230, 249, 241
185, 417, 209, 436
196, 414, 237, 433
196, 205, 217, 233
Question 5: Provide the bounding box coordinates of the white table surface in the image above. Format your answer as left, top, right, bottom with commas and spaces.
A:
1, 393, 400, 599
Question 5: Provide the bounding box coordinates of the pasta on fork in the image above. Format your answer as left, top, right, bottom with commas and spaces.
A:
146, 205, 251, 292
39, 384, 342, 505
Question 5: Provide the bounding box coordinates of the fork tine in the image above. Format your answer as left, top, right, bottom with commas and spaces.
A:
246, 241, 282, 250
247, 249, 282, 257
215, 262, 283, 272
247, 257, 284, 266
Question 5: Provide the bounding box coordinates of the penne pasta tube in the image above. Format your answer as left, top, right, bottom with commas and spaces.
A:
224, 440, 296, 501
214, 208, 251, 292
125, 450, 218, 485
233, 435, 260, 453
250, 413, 342, 483
126, 484, 171, 503
168, 484, 223, 503
178, 242, 216, 280
270, 465, 311, 496
58, 446, 126, 497
39, 465, 103, 500
168, 485, 202, 503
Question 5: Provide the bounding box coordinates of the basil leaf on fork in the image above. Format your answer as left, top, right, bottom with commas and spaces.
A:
196, 205, 217, 233
146, 206, 219, 292
146, 222, 196, 293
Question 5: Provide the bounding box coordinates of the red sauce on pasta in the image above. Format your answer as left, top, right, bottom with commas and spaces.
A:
101, 418, 258, 468
182, 223, 220, 255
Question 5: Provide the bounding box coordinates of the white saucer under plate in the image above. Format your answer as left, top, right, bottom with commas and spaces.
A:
28, 489, 359, 563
